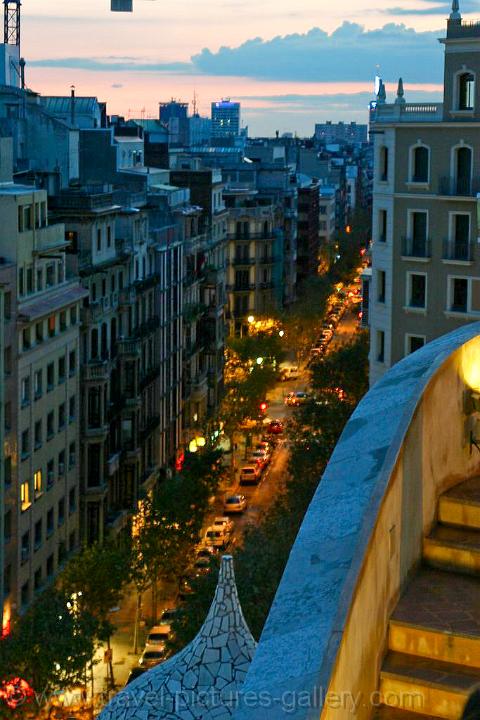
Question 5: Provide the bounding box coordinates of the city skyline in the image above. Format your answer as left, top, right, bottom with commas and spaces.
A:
21, 0, 460, 134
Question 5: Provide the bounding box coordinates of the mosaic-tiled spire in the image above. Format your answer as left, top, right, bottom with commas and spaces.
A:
99, 555, 257, 720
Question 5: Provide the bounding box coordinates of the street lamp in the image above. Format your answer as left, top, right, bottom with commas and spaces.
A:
279, 330, 285, 338
256, 357, 263, 365
247, 315, 255, 324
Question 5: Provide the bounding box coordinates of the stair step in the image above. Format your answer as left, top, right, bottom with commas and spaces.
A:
380, 652, 480, 719
438, 478, 480, 530
424, 524, 480, 575
374, 706, 443, 720
389, 568, 480, 669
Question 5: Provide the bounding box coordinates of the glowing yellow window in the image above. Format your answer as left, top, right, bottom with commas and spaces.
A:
21, 481, 31, 511
34, 470, 43, 498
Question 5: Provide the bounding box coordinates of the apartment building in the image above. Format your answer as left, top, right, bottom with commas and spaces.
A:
50, 189, 161, 543
296, 178, 320, 281
370, 2, 480, 383
0, 140, 85, 628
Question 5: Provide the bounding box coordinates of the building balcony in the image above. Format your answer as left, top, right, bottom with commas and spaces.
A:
438, 176, 480, 197
442, 239, 475, 262
83, 361, 110, 382
230, 257, 255, 266
227, 232, 276, 241
257, 256, 276, 265
119, 287, 136, 307
118, 338, 142, 356
85, 423, 110, 439
85, 482, 109, 499
226, 283, 255, 292
401, 237, 432, 259
187, 371, 209, 402
185, 338, 205, 358
258, 281, 274, 290
106, 508, 131, 533
372, 102, 443, 124
133, 274, 160, 294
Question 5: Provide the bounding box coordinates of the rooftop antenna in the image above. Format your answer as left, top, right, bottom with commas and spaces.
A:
4, 0, 21, 48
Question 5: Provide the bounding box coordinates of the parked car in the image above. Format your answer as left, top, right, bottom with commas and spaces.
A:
256, 441, 272, 453
125, 667, 146, 686
267, 420, 284, 435
159, 607, 178, 625
239, 464, 262, 485
138, 645, 166, 668
212, 516, 234, 534
146, 624, 171, 646
223, 494, 248, 514
285, 391, 309, 407
192, 556, 212, 576
248, 448, 270, 467
279, 365, 300, 381
204, 525, 231, 548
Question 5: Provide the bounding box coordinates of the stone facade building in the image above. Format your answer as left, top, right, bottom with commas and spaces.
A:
370, 2, 480, 383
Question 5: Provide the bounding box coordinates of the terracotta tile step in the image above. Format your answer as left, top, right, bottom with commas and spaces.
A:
391, 568, 480, 638
439, 478, 480, 530
380, 652, 480, 719
424, 525, 480, 575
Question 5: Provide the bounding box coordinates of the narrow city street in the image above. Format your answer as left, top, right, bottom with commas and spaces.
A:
92, 296, 361, 701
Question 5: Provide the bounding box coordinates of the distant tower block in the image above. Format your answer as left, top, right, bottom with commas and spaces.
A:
111, 0, 133, 11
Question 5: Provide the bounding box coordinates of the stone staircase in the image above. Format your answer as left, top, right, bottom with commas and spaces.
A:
375, 477, 480, 719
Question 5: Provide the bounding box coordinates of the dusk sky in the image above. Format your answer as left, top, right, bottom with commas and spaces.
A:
21, 0, 466, 135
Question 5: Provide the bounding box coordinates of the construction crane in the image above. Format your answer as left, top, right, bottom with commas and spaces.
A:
2, 0, 133, 52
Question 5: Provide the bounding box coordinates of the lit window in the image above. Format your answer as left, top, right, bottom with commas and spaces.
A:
34, 470, 43, 498
21, 481, 31, 511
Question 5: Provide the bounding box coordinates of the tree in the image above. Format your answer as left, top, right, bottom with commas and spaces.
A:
59, 540, 131, 688
0, 587, 98, 717
310, 331, 369, 404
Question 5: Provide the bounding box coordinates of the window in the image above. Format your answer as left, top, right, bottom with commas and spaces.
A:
21, 376, 30, 406
46, 263, 55, 288
69, 487, 76, 515
35, 322, 44, 344
377, 330, 385, 363
34, 567, 42, 591
102, 278, 106, 297
69, 442, 76, 468
4, 510, 11, 543
4, 291, 11, 320
447, 213, 472, 261
459, 72, 474, 110
58, 497, 65, 526
406, 335, 425, 355
97, 228, 102, 252
3, 346, 11, 377
21, 481, 31, 511
59, 311, 67, 332
34, 420, 42, 449
47, 411, 54, 439
58, 356, 66, 383
47, 362, 54, 390
21, 581, 29, 607
4, 402, 11, 433
36, 267, 43, 291
379, 146, 388, 182
65, 230, 78, 253
26, 267, 33, 294
377, 270, 386, 303
22, 327, 31, 351
379, 210, 387, 243
58, 403, 65, 430
107, 226, 112, 248
455, 146, 472, 195
69, 350, 76, 376
69, 531, 76, 553
5, 457, 11, 489
34, 469, 43, 498
47, 508, 54, 537
408, 273, 427, 308
47, 459, 54, 489
18, 267, 24, 295
58, 450, 65, 476
70, 306, 77, 325
69, 396, 75, 422
21, 429, 30, 458
411, 146, 429, 183
34, 369, 43, 399
4, 565, 11, 597
48, 315, 56, 337
46, 554, 54, 578
451, 277, 468, 312
111, 274, 116, 293
34, 519, 42, 550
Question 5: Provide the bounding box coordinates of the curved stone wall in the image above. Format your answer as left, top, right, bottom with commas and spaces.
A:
233, 323, 480, 720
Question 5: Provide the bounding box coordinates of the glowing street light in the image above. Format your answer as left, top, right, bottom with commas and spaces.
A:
256, 357, 263, 365
247, 315, 255, 324
279, 330, 285, 338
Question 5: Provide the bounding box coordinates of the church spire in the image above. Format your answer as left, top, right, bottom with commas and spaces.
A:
450, 0, 461, 21
395, 77, 405, 105
377, 79, 386, 105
